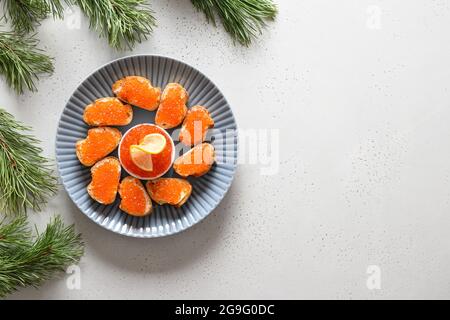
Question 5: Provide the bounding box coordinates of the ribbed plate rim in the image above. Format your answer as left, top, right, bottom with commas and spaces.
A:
55, 54, 238, 238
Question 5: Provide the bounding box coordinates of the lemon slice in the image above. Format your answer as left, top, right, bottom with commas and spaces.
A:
130, 145, 153, 171
137, 133, 167, 155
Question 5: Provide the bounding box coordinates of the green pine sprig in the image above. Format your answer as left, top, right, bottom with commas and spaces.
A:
2, 0, 66, 34
0, 108, 58, 215
0, 31, 54, 94
191, 0, 278, 46
0, 215, 30, 253
0, 215, 84, 298
72, 0, 156, 50
0, 1, 277, 93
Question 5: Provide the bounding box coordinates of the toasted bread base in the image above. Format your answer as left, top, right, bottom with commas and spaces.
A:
146, 178, 192, 207
119, 176, 152, 216
83, 97, 133, 126
155, 83, 189, 129
112, 76, 161, 111
179, 105, 214, 146
76, 127, 121, 167
87, 157, 121, 205
173, 143, 216, 177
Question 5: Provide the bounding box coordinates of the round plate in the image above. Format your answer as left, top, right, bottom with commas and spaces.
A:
56, 55, 238, 238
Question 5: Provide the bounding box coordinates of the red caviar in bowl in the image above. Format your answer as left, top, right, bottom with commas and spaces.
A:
119, 124, 174, 180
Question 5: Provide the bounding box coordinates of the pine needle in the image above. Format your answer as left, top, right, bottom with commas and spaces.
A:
191, 0, 278, 46
2, 0, 66, 34
0, 31, 54, 94
0, 215, 84, 298
72, 0, 156, 50
0, 108, 58, 215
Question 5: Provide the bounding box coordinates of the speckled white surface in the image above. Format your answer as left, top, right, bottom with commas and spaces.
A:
3, 0, 450, 299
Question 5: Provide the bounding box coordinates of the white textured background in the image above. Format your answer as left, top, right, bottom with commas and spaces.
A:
3, 0, 450, 299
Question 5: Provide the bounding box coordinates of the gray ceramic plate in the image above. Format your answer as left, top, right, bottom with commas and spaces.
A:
56, 55, 238, 238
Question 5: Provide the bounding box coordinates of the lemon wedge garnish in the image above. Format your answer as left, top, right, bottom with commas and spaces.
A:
137, 133, 167, 155
130, 145, 153, 171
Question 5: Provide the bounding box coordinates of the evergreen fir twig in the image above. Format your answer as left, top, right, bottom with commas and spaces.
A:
0, 31, 54, 94
191, 0, 278, 46
72, 0, 156, 50
2, 0, 66, 34
0, 215, 84, 298
0, 108, 58, 215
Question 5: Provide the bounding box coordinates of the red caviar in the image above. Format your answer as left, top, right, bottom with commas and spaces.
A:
179, 106, 214, 146
155, 83, 188, 129
146, 178, 192, 207
113, 76, 161, 111
88, 157, 121, 204
119, 177, 152, 216
119, 124, 174, 179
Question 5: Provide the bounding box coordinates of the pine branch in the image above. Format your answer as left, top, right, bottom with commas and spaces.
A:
72, 0, 156, 50
191, 0, 278, 46
0, 108, 58, 215
2, 0, 66, 34
0, 215, 84, 298
0, 31, 54, 94
0, 215, 31, 253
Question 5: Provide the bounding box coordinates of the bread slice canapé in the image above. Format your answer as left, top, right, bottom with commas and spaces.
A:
155, 83, 188, 129
173, 143, 215, 177
112, 76, 161, 111
119, 176, 153, 216
146, 178, 192, 207
87, 157, 121, 205
179, 106, 214, 146
83, 97, 133, 126
76, 127, 121, 167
